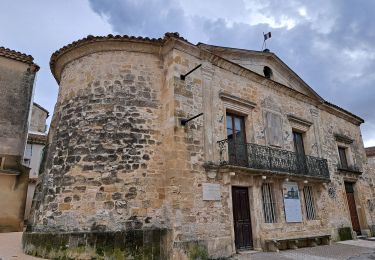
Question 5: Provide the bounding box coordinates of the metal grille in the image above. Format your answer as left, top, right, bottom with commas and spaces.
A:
262, 183, 276, 223
218, 139, 330, 180
303, 186, 316, 220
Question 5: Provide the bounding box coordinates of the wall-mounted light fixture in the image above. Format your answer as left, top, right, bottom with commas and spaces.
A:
180, 64, 202, 80
181, 113, 203, 126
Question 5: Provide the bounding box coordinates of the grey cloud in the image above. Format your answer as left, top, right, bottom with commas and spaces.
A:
89, 0, 187, 38
88, 0, 375, 145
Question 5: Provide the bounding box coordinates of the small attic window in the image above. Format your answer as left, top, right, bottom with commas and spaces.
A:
263, 66, 273, 79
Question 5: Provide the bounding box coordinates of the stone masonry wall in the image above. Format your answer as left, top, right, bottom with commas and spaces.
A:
26, 36, 374, 259
166, 46, 373, 255
31, 51, 168, 233
0, 57, 36, 156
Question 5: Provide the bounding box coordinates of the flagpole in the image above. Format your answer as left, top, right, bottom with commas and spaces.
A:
261, 32, 265, 50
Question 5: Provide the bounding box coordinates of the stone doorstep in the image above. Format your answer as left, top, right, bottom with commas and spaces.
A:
238, 250, 258, 255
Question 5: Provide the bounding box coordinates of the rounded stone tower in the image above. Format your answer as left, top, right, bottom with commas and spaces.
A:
23, 34, 175, 258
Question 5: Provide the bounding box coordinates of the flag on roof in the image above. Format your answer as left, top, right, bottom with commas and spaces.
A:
264, 32, 272, 41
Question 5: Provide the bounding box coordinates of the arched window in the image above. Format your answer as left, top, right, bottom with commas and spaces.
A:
263, 66, 273, 79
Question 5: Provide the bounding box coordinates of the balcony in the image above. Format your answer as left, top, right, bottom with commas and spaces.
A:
218, 140, 330, 180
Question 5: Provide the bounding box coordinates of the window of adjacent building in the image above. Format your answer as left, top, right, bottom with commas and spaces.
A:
24, 143, 33, 159
303, 186, 317, 220
338, 147, 348, 169
265, 112, 282, 147
23, 158, 31, 167
262, 183, 277, 223
263, 66, 273, 79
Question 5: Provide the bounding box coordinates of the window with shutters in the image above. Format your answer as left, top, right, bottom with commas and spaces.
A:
261, 183, 277, 223
303, 186, 317, 220
265, 112, 282, 147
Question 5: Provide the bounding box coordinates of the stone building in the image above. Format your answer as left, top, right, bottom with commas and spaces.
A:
366, 147, 375, 165
0, 47, 39, 232
365, 146, 375, 221
24, 33, 374, 259
23, 102, 49, 221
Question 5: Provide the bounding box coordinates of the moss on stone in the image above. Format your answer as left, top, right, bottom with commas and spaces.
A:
338, 227, 353, 241
23, 228, 171, 259
188, 244, 209, 260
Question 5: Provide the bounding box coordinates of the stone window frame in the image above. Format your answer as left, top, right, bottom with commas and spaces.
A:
334, 134, 355, 170
287, 114, 313, 155
302, 185, 318, 221
220, 92, 256, 144
261, 182, 278, 223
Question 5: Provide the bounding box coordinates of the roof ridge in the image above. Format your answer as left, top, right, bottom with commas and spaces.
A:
0, 47, 39, 70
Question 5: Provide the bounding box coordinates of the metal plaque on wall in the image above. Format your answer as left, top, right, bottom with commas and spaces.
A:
283, 182, 303, 222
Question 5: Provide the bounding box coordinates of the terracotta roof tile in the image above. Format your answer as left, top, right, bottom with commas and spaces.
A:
0, 47, 39, 70
28, 133, 47, 145
365, 146, 375, 157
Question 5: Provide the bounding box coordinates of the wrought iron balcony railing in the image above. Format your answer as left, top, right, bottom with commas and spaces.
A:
218, 139, 330, 179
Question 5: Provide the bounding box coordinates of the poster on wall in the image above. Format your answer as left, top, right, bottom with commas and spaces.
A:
283, 182, 303, 222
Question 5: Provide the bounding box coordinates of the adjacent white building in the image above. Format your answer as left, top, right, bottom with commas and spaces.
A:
23, 103, 48, 220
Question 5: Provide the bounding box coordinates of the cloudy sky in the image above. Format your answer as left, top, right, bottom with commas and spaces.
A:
1, 0, 374, 146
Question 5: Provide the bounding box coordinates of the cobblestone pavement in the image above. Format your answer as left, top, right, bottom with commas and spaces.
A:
0, 232, 374, 260
233, 241, 375, 260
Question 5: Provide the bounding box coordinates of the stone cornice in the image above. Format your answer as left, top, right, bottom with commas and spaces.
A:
50, 36, 164, 83
321, 102, 364, 126
287, 114, 313, 128
219, 92, 256, 109
0, 47, 39, 71
334, 133, 354, 144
